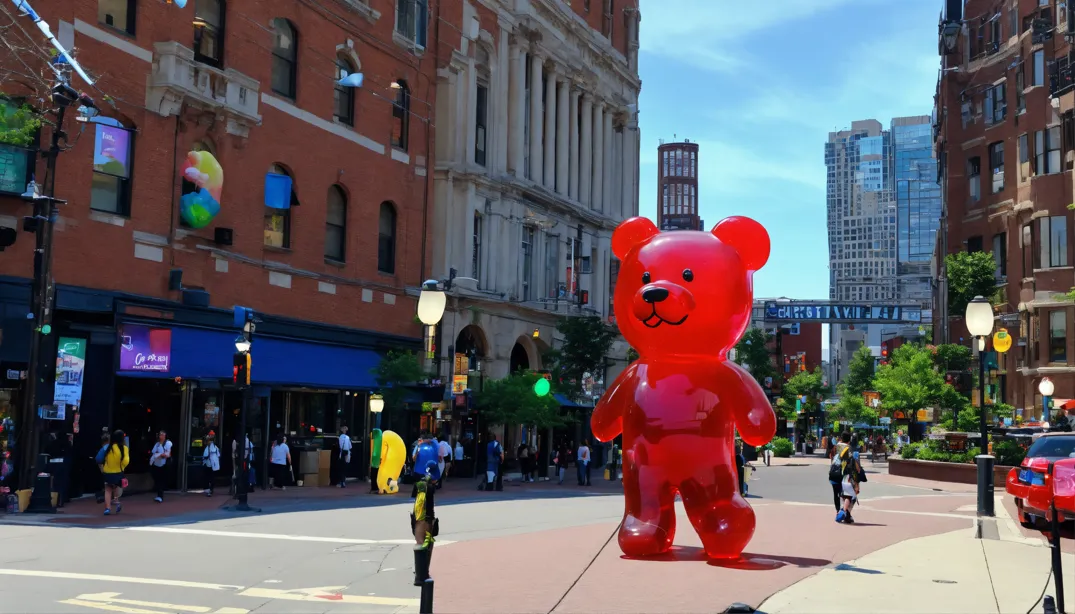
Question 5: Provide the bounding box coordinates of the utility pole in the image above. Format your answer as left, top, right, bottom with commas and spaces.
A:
16, 82, 89, 496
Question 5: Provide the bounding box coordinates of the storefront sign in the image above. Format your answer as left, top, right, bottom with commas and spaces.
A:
53, 337, 87, 410
93, 124, 131, 178
452, 375, 468, 394
118, 324, 172, 372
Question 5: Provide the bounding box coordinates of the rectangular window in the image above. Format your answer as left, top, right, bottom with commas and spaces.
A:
985, 83, 1006, 124
475, 83, 488, 167
1035, 127, 1063, 174
993, 232, 1007, 277
523, 57, 531, 179
521, 226, 534, 301
608, 257, 619, 321
395, 0, 428, 48
989, 141, 1004, 193
98, 0, 135, 35
1049, 310, 1068, 364
967, 236, 984, 253
1010, 6, 1019, 38
1019, 133, 1030, 180
1040, 216, 1069, 269
470, 212, 483, 286
545, 234, 559, 299
1017, 63, 1026, 112
968, 156, 981, 202
1034, 50, 1046, 86
90, 123, 133, 215
990, 16, 1001, 52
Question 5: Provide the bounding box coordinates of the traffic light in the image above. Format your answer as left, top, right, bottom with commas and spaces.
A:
579, 290, 589, 305
233, 351, 251, 385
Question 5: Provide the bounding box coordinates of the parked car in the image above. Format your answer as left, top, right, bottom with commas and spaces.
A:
1006, 433, 1075, 528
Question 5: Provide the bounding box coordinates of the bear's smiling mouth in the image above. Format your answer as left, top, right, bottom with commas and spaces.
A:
640, 307, 688, 328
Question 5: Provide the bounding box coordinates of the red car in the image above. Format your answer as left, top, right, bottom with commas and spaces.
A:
1006, 433, 1075, 528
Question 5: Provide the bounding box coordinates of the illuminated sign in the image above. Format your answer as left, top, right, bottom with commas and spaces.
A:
764, 302, 921, 323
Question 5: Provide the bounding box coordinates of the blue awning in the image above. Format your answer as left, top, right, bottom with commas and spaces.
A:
119, 325, 382, 389
554, 393, 591, 409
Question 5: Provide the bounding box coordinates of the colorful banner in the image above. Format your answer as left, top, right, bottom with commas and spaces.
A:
118, 324, 172, 372
53, 337, 87, 410
93, 124, 130, 178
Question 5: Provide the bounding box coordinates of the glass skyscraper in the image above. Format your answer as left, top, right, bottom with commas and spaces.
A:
891, 116, 940, 329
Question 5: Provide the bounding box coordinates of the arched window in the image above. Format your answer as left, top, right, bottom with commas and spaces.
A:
377, 202, 397, 274
90, 116, 134, 216
325, 185, 346, 261
391, 80, 410, 152
271, 18, 297, 98
179, 140, 215, 228
193, 0, 225, 67
264, 163, 296, 248
333, 53, 356, 126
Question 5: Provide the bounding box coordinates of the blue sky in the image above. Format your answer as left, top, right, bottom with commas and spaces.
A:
637, 0, 942, 301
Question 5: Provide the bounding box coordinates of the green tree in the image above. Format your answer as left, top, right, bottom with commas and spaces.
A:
626, 347, 640, 363
475, 371, 566, 428
732, 327, 777, 388
873, 345, 948, 415
932, 344, 972, 372
372, 351, 428, 412
946, 251, 998, 316
830, 392, 878, 427
842, 345, 876, 396
782, 367, 826, 424
544, 316, 618, 401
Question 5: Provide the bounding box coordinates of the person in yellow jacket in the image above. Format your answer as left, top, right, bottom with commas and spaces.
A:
96, 429, 129, 515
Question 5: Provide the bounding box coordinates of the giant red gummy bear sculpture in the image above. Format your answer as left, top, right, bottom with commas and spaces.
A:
592, 216, 777, 561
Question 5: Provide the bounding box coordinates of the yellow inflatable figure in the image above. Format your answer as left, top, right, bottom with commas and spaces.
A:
377, 430, 406, 494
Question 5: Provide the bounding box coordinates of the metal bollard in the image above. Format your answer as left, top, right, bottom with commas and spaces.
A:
419, 578, 434, 613
976, 454, 995, 517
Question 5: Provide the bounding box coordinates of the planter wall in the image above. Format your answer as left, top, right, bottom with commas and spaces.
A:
889, 458, 1015, 485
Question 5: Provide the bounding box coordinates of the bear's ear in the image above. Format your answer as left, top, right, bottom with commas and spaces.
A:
711, 216, 770, 271
612, 217, 660, 260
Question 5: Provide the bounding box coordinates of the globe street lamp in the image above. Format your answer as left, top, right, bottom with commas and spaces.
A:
965, 295, 995, 518
369, 393, 384, 429
234, 335, 251, 353
1039, 377, 1055, 424
417, 280, 446, 326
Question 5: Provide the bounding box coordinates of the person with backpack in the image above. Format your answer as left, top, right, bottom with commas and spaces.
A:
828, 431, 852, 513
98, 429, 129, 516
837, 435, 865, 524
149, 430, 173, 503
202, 431, 221, 497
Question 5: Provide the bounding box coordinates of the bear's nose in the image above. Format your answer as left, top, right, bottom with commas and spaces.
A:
642, 287, 669, 303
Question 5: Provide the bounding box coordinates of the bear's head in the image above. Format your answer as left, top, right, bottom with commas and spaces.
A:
612, 216, 770, 359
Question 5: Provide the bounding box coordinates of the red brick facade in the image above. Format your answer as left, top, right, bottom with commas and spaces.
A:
0, 0, 449, 339
935, 0, 1075, 416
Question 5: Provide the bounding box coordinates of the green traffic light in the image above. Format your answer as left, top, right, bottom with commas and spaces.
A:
40, 324, 51, 335
533, 378, 550, 397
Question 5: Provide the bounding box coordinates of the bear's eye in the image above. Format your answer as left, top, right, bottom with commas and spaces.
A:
682, 269, 694, 282
641, 272, 651, 284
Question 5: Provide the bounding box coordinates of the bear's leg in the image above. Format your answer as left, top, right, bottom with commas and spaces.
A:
619, 457, 676, 557
679, 469, 755, 560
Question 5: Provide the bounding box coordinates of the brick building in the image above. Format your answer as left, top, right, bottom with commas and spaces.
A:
0, 0, 458, 494
934, 0, 1075, 418
657, 139, 700, 231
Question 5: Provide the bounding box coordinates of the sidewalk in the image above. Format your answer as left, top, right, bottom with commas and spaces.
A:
758, 497, 1071, 614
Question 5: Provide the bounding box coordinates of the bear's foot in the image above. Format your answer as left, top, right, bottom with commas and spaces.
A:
685, 495, 756, 560
619, 513, 675, 557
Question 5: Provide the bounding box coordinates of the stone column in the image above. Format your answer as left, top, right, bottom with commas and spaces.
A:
529, 52, 544, 183
621, 112, 635, 220
507, 42, 525, 177
555, 78, 569, 195
568, 90, 580, 201
579, 93, 593, 207
544, 68, 558, 189
592, 103, 605, 211
603, 110, 614, 216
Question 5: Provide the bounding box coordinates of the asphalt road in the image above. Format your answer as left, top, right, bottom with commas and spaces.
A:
0, 460, 975, 613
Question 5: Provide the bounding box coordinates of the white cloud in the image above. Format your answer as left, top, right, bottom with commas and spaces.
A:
639, 0, 865, 73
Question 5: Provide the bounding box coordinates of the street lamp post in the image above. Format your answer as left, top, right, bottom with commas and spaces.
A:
1039, 377, 1055, 425
965, 295, 995, 518
369, 393, 384, 430
229, 307, 258, 513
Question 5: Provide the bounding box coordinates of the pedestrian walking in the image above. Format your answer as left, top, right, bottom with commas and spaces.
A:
149, 430, 172, 503
828, 431, 852, 513
270, 434, 291, 490
232, 431, 255, 492
437, 436, 451, 488
555, 442, 570, 485
736, 441, 746, 496
484, 434, 503, 491
202, 431, 221, 496
759, 440, 774, 467
98, 430, 129, 516
337, 426, 352, 488
837, 436, 865, 524
577, 440, 591, 486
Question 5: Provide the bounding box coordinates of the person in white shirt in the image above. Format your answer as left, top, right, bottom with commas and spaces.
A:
337, 426, 353, 488
436, 437, 452, 488
270, 435, 291, 490
232, 433, 255, 491
202, 432, 221, 497
150, 430, 172, 502
577, 440, 591, 486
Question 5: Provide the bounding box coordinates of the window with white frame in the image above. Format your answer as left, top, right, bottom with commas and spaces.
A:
395, 0, 428, 48
1035, 126, 1062, 174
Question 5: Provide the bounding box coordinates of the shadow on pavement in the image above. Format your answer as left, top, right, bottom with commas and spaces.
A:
710, 553, 833, 571
845, 522, 888, 528
833, 562, 885, 575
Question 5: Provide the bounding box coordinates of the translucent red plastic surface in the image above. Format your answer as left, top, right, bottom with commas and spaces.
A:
592, 216, 777, 561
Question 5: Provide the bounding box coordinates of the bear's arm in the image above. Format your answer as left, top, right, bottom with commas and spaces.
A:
591, 363, 639, 442
723, 361, 777, 446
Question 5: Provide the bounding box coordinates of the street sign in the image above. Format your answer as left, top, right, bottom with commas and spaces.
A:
763, 301, 922, 323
